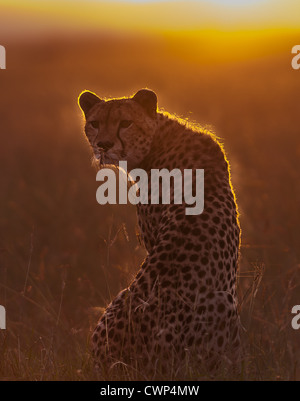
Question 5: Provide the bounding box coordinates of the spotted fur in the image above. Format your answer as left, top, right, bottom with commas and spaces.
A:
78, 89, 241, 379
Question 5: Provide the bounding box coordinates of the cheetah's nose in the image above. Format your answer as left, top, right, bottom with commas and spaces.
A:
97, 141, 113, 151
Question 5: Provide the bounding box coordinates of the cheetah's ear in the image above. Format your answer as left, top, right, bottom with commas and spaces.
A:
132, 89, 157, 118
78, 91, 103, 117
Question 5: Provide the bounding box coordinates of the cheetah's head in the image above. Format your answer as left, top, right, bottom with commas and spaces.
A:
78, 89, 158, 170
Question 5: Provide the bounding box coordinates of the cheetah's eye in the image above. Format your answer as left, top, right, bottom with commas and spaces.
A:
119, 120, 133, 129
90, 121, 99, 129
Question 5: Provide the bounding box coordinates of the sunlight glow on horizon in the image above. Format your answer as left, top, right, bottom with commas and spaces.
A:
79, 0, 270, 5
205, 0, 266, 5
89, 0, 269, 5
0, 0, 300, 39
88, 0, 267, 3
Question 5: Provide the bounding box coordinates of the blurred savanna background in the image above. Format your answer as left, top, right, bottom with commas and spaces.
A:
0, 0, 300, 380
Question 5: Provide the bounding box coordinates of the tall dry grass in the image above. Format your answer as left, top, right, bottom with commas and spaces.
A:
0, 33, 299, 380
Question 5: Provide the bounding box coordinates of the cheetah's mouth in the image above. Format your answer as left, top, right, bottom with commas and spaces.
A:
94, 149, 119, 168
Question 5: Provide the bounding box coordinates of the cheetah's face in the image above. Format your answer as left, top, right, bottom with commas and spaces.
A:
78, 89, 158, 170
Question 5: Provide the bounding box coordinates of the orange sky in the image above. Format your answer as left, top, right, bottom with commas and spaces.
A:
1, 0, 300, 38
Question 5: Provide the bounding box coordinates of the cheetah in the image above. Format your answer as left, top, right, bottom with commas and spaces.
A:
78, 89, 241, 379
